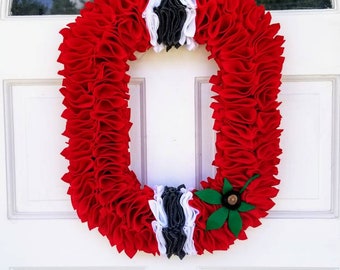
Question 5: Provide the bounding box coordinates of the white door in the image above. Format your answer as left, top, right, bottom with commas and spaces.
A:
1, 0, 340, 269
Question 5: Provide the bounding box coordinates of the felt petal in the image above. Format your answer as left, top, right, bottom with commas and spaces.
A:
228, 210, 242, 237
223, 178, 233, 194
206, 207, 229, 230
195, 189, 222, 205
238, 202, 255, 212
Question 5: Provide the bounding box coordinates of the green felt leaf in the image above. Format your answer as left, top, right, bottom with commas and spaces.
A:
195, 189, 222, 205
238, 202, 255, 212
206, 207, 229, 231
223, 178, 233, 194
228, 210, 242, 237
240, 174, 260, 193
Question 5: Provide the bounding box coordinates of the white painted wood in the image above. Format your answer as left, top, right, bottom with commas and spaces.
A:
128, 47, 217, 188
9, 268, 145, 270
274, 76, 340, 218
3, 79, 146, 219
3, 79, 71, 218
196, 75, 340, 219
199, 268, 340, 270
7, 268, 340, 270
129, 79, 148, 186
1, 1, 340, 270
194, 77, 216, 186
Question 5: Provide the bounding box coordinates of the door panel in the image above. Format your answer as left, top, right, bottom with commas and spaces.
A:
7, 0, 335, 15
1, 0, 340, 269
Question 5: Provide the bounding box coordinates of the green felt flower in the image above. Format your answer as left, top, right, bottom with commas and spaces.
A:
195, 174, 259, 237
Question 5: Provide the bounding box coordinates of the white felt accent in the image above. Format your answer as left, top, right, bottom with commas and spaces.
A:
148, 185, 199, 256
180, 187, 199, 255
179, 0, 196, 8
179, 0, 198, 50
148, 185, 167, 255
142, 0, 165, 52
143, 0, 197, 52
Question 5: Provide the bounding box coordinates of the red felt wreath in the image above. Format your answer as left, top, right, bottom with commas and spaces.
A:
58, 0, 284, 258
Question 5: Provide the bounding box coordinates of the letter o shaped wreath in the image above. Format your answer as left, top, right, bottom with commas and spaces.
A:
58, 0, 284, 259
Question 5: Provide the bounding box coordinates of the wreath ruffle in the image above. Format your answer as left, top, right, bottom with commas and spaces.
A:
58, 0, 284, 259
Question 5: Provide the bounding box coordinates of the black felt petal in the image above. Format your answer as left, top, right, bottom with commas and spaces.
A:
161, 185, 187, 259
154, 0, 187, 51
